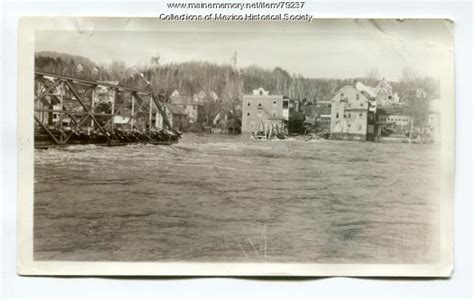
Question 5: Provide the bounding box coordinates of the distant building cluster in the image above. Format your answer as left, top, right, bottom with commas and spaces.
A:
162, 90, 205, 131
36, 71, 440, 144
240, 79, 441, 143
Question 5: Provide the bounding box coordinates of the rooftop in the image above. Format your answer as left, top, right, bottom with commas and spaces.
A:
165, 103, 188, 115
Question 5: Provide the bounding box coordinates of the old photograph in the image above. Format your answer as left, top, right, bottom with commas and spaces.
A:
18, 18, 454, 276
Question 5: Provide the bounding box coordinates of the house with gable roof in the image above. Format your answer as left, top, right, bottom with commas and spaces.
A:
330, 85, 377, 141
169, 90, 205, 126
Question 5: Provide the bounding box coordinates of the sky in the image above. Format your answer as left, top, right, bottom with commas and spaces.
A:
35, 19, 453, 81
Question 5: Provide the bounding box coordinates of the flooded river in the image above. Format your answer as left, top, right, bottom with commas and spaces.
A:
34, 134, 441, 263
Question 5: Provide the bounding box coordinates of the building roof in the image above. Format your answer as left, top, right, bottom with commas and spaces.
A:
174, 100, 203, 106
332, 85, 370, 103
355, 82, 376, 98
252, 87, 269, 96
170, 93, 202, 106
243, 94, 284, 100
355, 80, 393, 99
165, 103, 187, 115
375, 79, 393, 90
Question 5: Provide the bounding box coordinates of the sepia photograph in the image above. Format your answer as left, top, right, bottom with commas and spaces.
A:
17, 17, 454, 276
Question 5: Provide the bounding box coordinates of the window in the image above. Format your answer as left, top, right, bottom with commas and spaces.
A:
360, 103, 363, 107
247, 112, 250, 116
247, 102, 251, 106
336, 112, 339, 118
273, 100, 277, 105
356, 94, 360, 100
348, 124, 351, 127
257, 110, 262, 116
272, 112, 276, 117
348, 113, 351, 118
258, 103, 262, 107
359, 113, 363, 117
341, 93, 344, 97
358, 125, 362, 131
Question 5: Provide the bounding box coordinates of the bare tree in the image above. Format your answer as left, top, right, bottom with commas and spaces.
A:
108, 60, 127, 81
366, 68, 380, 80
397, 66, 431, 127
400, 66, 418, 84
365, 68, 381, 86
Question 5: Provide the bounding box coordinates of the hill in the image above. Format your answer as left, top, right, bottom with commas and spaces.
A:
34, 52, 439, 126
35, 51, 110, 81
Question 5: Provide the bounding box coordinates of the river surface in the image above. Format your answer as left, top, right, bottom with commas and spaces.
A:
34, 134, 441, 263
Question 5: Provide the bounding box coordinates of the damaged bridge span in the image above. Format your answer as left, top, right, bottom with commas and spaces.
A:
34, 72, 180, 149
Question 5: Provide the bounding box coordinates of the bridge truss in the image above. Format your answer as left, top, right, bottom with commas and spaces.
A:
34, 72, 177, 148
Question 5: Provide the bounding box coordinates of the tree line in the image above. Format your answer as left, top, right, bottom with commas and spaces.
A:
35, 51, 440, 126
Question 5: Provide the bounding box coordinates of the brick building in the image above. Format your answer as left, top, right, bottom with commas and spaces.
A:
241, 88, 288, 133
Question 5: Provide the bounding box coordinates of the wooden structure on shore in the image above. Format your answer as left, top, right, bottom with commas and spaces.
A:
34, 72, 180, 149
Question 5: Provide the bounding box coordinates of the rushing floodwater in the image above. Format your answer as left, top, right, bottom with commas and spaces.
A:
34, 134, 441, 263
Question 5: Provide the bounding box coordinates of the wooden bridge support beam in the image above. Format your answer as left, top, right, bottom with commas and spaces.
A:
63, 80, 113, 145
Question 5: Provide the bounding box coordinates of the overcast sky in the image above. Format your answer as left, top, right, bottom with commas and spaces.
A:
35, 19, 452, 81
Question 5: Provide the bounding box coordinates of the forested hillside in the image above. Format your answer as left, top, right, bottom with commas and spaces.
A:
35, 51, 369, 102
35, 51, 440, 125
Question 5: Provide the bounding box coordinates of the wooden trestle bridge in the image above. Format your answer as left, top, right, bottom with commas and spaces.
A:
34, 72, 180, 149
